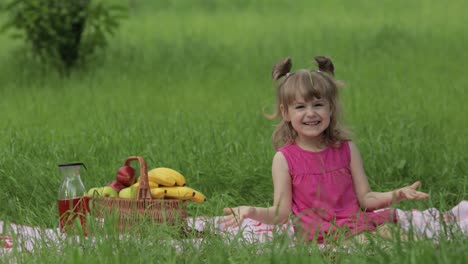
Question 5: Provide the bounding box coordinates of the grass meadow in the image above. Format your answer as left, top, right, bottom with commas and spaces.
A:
0, 0, 467, 263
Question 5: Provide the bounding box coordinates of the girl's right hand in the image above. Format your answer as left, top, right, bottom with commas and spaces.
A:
396, 181, 430, 201
221, 206, 254, 229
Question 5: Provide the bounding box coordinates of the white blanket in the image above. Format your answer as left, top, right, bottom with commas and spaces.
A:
2, 201, 467, 255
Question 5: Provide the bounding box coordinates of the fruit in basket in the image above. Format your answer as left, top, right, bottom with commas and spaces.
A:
190, 190, 207, 203
161, 186, 194, 200
119, 186, 137, 199
87, 187, 102, 196
136, 176, 161, 187
148, 169, 176, 186
87, 186, 118, 197
161, 186, 206, 202
116, 165, 136, 186
132, 181, 158, 188
107, 180, 126, 192
148, 167, 185, 186
102, 186, 119, 197
166, 169, 186, 186
150, 188, 166, 199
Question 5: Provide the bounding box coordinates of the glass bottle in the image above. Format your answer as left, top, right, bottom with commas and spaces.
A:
57, 162, 89, 234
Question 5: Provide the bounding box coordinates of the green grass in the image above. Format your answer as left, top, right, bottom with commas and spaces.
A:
0, 0, 467, 262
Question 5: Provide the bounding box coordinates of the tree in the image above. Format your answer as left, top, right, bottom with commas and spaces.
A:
1, 0, 126, 72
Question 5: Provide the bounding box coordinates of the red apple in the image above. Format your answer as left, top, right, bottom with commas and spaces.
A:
116, 165, 135, 186
107, 180, 126, 192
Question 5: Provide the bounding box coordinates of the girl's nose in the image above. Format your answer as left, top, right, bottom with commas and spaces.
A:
306, 107, 316, 116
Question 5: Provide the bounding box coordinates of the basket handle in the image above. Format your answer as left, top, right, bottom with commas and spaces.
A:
124, 156, 152, 200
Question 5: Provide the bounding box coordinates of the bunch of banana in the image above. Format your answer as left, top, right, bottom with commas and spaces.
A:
150, 187, 166, 199
129, 180, 165, 199
148, 167, 186, 186
132, 181, 159, 189
145, 167, 207, 203
160, 186, 207, 203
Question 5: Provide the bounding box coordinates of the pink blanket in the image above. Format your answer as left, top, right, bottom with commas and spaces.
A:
1, 201, 467, 255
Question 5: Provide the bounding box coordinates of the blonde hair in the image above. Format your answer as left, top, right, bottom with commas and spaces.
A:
268, 56, 351, 149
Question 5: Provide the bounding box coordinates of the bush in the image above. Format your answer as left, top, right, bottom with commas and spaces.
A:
1, 0, 126, 72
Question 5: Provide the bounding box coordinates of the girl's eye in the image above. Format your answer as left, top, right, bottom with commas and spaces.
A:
295, 105, 304, 109
314, 104, 323, 107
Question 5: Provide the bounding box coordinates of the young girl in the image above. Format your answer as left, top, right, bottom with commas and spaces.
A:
220, 56, 465, 243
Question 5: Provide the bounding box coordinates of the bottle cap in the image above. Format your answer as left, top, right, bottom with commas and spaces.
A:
58, 162, 87, 170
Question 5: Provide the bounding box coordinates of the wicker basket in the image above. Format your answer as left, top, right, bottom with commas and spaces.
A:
90, 156, 187, 231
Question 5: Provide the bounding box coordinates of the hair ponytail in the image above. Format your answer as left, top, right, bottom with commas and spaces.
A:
272, 57, 292, 80
314, 56, 335, 76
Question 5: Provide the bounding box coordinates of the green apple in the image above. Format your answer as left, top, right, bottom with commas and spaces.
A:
87, 187, 104, 197
87, 186, 118, 197
119, 187, 137, 199
101, 186, 118, 197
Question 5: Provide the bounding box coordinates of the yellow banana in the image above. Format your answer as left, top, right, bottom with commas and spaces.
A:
190, 190, 207, 203
161, 186, 196, 200
150, 188, 166, 199
148, 168, 177, 186
132, 181, 158, 188
165, 168, 186, 186
149, 167, 186, 186
136, 176, 159, 185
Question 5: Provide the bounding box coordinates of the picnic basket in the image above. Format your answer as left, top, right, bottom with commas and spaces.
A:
89, 156, 187, 231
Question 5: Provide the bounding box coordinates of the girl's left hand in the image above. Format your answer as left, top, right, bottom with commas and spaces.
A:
396, 181, 430, 201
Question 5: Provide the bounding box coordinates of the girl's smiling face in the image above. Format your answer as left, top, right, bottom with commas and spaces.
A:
282, 96, 331, 149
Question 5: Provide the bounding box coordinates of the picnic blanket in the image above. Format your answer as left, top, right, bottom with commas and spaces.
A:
1, 201, 467, 255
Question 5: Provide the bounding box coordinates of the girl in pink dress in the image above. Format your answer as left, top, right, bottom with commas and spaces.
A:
220, 56, 466, 243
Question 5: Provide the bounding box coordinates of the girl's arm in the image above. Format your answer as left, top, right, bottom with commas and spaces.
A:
349, 141, 429, 211
221, 151, 292, 227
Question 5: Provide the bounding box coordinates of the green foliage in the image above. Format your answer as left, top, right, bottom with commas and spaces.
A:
1, 0, 126, 72
0, 0, 467, 262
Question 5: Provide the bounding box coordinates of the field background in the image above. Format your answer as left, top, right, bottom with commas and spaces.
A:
0, 0, 467, 262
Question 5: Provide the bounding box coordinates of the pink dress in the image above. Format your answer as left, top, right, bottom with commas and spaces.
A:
279, 141, 396, 243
